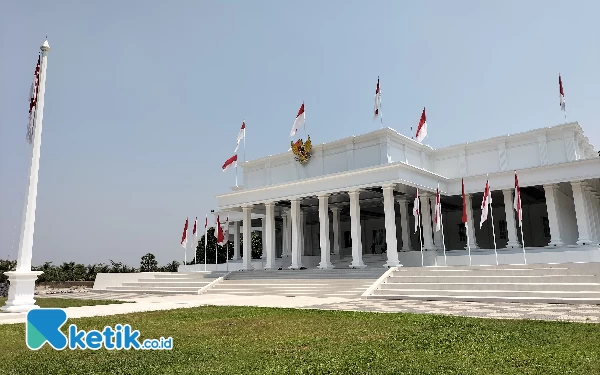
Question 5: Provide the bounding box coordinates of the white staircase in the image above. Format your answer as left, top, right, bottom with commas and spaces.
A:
207, 268, 386, 298
364, 263, 600, 304
99, 272, 226, 295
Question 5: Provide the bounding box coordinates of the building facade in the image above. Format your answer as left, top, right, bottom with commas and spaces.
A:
206, 122, 600, 270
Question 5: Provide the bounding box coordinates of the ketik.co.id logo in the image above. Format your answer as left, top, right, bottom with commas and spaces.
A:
26, 308, 173, 350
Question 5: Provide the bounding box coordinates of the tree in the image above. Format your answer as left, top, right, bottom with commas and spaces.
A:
239, 231, 263, 259
194, 227, 233, 264
140, 253, 159, 272
159, 261, 180, 272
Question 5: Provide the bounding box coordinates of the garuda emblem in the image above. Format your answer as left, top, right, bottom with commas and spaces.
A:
291, 135, 312, 165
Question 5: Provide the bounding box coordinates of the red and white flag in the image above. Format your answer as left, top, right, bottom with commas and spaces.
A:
290, 102, 305, 137
215, 215, 225, 245
559, 74, 566, 112
480, 180, 492, 228
27, 56, 41, 144
234, 121, 246, 152
374, 77, 381, 120
434, 185, 442, 232
222, 216, 229, 241
192, 217, 198, 242
222, 154, 238, 172
415, 107, 428, 143
413, 188, 420, 233
513, 171, 522, 227
461, 178, 468, 224
180, 217, 189, 249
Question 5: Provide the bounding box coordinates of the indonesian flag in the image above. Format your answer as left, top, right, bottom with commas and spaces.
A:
222, 216, 229, 241
374, 77, 381, 120
215, 215, 225, 245
413, 188, 420, 233
434, 185, 442, 232
290, 102, 305, 137
559, 74, 566, 112
234, 121, 245, 152
192, 217, 198, 242
514, 171, 522, 227
180, 217, 189, 248
461, 178, 468, 224
27, 56, 41, 144
415, 107, 428, 143
222, 154, 238, 172
480, 180, 491, 229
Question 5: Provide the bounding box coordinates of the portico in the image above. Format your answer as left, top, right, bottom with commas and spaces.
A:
205, 122, 600, 269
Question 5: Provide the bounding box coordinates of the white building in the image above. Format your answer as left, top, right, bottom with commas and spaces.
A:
199, 122, 600, 270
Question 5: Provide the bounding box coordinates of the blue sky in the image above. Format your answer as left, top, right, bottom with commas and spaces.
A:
0, 1, 598, 267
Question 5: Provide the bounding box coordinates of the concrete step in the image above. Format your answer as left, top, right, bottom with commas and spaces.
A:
121, 281, 212, 288
366, 293, 600, 304
379, 282, 600, 292
106, 285, 201, 293
386, 275, 598, 283
103, 288, 199, 295
371, 288, 600, 298
390, 267, 576, 277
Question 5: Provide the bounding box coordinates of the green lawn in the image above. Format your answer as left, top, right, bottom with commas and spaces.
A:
0, 297, 127, 309
0, 306, 598, 375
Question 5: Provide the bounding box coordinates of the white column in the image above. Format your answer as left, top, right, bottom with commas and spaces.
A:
300, 210, 307, 256
584, 185, 600, 244
591, 191, 600, 244
2, 41, 50, 313
397, 198, 411, 250
420, 194, 435, 250
289, 199, 304, 269
465, 193, 479, 249
543, 184, 565, 246
241, 205, 253, 270
502, 189, 520, 248
382, 184, 402, 267
331, 206, 341, 256
281, 210, 289, 257
260, 217, 266, 259
285, 208, 292, 256
232, 221, 241, 260
317, 194, 334, 269
571, 181, 594, 245
264, 203, 277, 269
349, 189, 366, 268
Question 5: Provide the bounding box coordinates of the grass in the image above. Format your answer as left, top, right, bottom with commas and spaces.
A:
0, 297, 127, 309
0, 306, 598, 375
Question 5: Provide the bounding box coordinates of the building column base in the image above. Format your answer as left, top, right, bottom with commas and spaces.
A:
384, 260, 403, 268
288, 264, 304, 270
317, 262, 335, 270
349, 262, 367, 269
1, 271, 43, 313
547, 240, 565, 247
506, 240, 521, 248
577, 239, 594, 246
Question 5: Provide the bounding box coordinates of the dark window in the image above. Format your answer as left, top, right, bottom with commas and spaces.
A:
458, 223, 466, 242
542, 217, 551, 238
499, 219, 508, 240
344, 231, 352, 248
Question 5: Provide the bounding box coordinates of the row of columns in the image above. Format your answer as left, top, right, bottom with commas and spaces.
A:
228, 179, 599, 270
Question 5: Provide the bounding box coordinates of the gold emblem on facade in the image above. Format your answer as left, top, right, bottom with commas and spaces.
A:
291, 135, 312, 165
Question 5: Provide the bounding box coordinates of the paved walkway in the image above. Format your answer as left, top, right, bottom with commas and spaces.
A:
1, 293, 598, 325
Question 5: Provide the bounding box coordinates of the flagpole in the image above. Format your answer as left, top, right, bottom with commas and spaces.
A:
520, 223, 527, 265
465, 224, 472, 266
490, 198, 498, 266
418, 208, 424, 267
2, 40, 50, 313
441, 210, 447, 266
379, 91, 383, 129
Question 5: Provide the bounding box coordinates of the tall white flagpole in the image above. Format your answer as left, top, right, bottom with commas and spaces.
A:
465, 224, 472, 266
520, 221, 527, 265
489, 197, 498, 266
418, 207, 424, 267
204, 215, 208, 272
2, 40, 50, 313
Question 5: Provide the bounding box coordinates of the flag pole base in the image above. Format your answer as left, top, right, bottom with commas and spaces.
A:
1, 271, 43, 313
